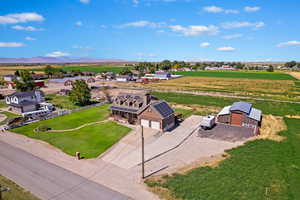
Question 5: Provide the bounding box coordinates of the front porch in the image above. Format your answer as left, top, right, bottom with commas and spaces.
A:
111, 110, 138, 125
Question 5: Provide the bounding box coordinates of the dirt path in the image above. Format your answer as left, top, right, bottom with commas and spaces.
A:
48, 119, 110, 132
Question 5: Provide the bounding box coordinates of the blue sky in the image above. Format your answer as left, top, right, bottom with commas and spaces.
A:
0, 0, 300, 61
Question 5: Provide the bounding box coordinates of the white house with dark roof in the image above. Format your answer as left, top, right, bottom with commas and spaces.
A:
5, 90, 45, 114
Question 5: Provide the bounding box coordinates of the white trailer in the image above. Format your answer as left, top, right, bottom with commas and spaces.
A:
200, 115, 216, 130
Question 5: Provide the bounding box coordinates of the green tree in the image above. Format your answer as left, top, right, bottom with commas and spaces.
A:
119, 67, 133, 75
69, 80, 91, 106
284, 61, 297, 68
44, 65, 55, 77
13, 70, 36, 92
267, 65, 274, 72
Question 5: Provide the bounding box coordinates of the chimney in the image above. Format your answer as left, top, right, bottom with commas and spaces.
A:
143, 93, 151, 105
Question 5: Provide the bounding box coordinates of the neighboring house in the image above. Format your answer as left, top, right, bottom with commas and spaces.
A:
58, 89, 71, 96
110, 93, 176, 131
35, 80, 45, 88
139, 101, 175, 131
5, 90, 45, 114
3, 74, 20, 82
116, 75, 132, 82
154, 71, 171, 80
105, 72, 116, 80
217, 102, 262, 132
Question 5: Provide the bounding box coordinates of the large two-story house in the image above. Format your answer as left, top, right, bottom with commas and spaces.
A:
5, 90, 45, 114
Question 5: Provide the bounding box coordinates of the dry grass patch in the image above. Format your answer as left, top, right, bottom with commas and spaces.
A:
285, 115, 300, 119
148, 77, 300, 101
258, 115, 286, 141
171, 103, 220, 115
289, 72, 300, 80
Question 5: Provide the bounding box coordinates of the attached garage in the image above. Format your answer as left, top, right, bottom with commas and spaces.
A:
141, 119, 150, 128
150, 121, 160, 130
139, 101, 175, 132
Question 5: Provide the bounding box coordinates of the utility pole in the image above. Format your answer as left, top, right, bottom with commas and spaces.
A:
141, 125, 145, 179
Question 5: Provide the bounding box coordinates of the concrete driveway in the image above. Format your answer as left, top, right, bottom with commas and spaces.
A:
103, 115, 202, 169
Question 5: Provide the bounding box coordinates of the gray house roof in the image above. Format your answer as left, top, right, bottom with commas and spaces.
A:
248, 108, 262, 121
230, 102, 252, 114
8, 90, 44, 98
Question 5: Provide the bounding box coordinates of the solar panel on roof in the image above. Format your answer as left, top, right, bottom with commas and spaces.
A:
153, 102, 174, 118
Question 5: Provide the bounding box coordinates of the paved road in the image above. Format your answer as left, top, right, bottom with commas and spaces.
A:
0, 140, 130, 200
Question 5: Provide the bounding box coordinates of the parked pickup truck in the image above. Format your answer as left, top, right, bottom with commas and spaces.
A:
200, 115, 216, 130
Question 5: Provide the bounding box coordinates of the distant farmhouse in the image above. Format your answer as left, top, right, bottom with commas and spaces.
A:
5, 90, 45, 114
110, 93, 175, 131
217, 102, 262, 134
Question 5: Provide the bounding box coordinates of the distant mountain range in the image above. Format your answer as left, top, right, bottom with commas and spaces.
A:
0, 57, 127, 64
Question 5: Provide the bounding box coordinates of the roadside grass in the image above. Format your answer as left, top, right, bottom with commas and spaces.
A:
0, 100, 7, 108
45, 94, 80, 110
145, 117, 300, 200
174, 71, 297, 80
13, 121, 131, 158
13, 105, 110, 131
153, 92, 300, 117
0, 111, 20, 126
0, 175, 40, 200
149, 77, 300, 102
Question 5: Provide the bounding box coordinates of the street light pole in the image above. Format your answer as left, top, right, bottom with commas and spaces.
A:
141, 125, 145, 179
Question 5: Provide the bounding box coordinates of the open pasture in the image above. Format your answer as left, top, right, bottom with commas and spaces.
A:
149, 76, 300, 101
174, 71, 297, 80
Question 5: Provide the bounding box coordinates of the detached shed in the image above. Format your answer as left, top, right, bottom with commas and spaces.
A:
139, 101, 175, 132
217, 102, 262, 129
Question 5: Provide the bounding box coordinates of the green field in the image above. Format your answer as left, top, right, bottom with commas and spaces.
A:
153, 92, 300, 116
146, 117, 300, 200
0, 175, 39, 200
0, 111, 20, 126
33, 65, 130, 74
0, 100, 7, 108
12, 105, 131, 158
174, 71, 297, 80
13, 121, 130, 158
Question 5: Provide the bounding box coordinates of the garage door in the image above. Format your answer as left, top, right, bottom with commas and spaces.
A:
141, 119, 150, 128
151, 121, 160, 130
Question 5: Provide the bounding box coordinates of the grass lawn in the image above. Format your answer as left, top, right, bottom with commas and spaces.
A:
149, 77, 300, 102
146, 117, 300, 200
0, 100, 7, 108
14, 105, 110, 131
153, 92, 300, 116
45, 94, 80, 110
13, 121, 131, 158
174, 71, 297, 80
0, 175, 39, 200
0, 111, 20, 126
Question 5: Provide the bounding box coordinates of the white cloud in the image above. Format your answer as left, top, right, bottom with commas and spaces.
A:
46, 51, 71, 57
75, 21, 83, 26
203, 6, 239, 14
277, 41, 300, 48
200, 42, 210, 48
11, 25, 43, 31
244, 6, 261, 12
72, 45, 93, 50
133, 0, 139, 6
79, 0, 90, 4
217, 46, 235, 52
0, 42, 25, 47
121, 20, 165, 28
0, 12, 44, 24
169, 25, 219, 36
222, 34, 243, 39
222, 21, 265, 29
137, 53, 158, 59
25, 37, 36, 41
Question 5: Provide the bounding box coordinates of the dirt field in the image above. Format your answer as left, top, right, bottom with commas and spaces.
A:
289, 72, 300, 80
